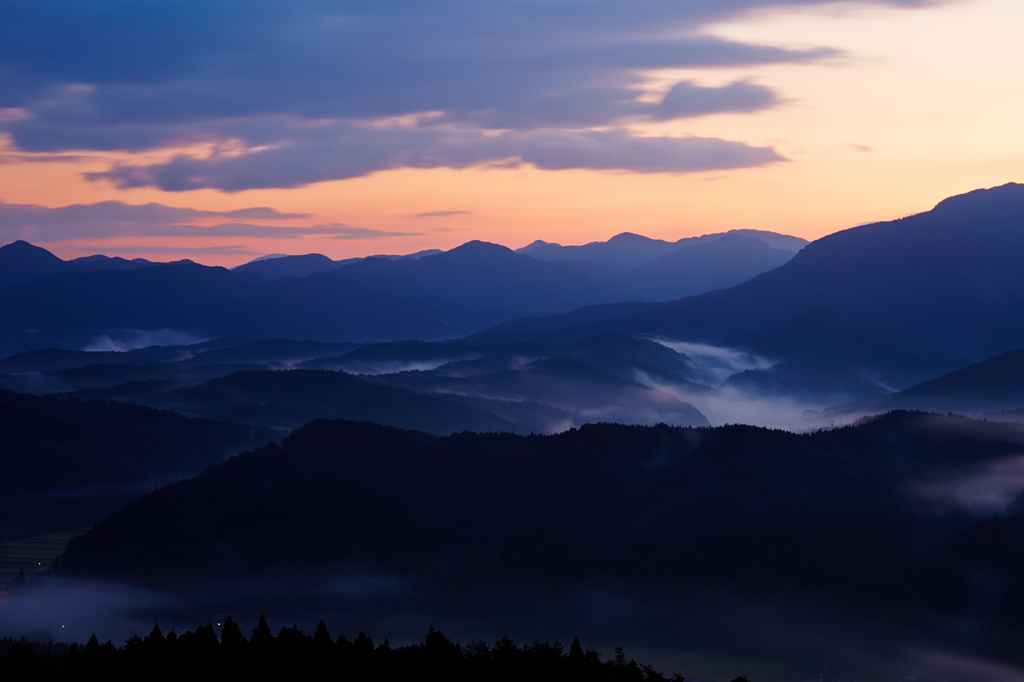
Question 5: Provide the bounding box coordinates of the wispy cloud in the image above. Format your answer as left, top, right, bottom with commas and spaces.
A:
66, 244, 257, 256
416, 211, 469, 218
0, 200, 417, 242
0, 0, 941, 189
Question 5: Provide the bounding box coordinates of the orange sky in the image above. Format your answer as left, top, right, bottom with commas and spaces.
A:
1, 0, 1021, 267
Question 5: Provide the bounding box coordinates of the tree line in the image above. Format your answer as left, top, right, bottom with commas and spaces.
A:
0, 617, 755, 682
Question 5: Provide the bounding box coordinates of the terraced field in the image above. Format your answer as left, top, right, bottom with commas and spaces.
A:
0, 529, 88, 586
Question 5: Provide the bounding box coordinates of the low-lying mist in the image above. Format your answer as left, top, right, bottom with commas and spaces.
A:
83, 329, 208, 353
4, 575, 1024, 681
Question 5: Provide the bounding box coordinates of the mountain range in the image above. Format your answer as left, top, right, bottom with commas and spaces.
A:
5, 183, 1024, 413
475, 183, 1024, 403
0, 229, 804, 357
0, 334, 709, 433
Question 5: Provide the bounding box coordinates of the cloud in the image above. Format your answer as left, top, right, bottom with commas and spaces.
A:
83, 329, 208, 352
71, 244, 257, 256
89, 126, 784, 192
0, 200, 415, 242
0, 0, 942, 187
416, 211, 469, 218
655, 81, 779, 119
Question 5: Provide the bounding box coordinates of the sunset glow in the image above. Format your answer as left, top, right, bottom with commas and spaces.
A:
1, 0, 1021, 266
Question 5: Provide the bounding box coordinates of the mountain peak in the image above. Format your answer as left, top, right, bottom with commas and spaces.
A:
606, 232, 664, 245
446, 240, 516, 256
518, 239, 558, 253
931, 182, 1024, 215
0, 240, 67, 287
0, 239, 63, 261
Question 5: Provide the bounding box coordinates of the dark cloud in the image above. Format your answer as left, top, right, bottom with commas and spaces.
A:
90, 126, 784, 192
0, 200, 414, 242
416, 211, 469, 218
655, 81, 779, 119
0, 0, 942, 187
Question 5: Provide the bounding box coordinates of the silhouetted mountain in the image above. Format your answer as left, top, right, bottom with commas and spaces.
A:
0, 263, 468, 343
479, 184, 1024, 399
232, 253, 341, 278
0, 230, 808, 353
465, 302, 664, 345
336, 241, 632, 324
627, 232, 795, 301
301, 340, 482, 374
517, 229, 806, 269
716, 310, 968, 402
381, 357, 707, 428
830, 348, 1024, 417
0, 241, 157, 287
0, 242, 647, 350
0, 348, 154, 374
232, 249, 447, 280
0, 240, 66, 286
371, 248, 444, 260
0, 390, 276, 535
60, 411, 1024, 648
1, 362, 183, 394
180, 339, 361, 366
63, 254, 156, 273
295, 334, 707, 427
68, 369, 572, 435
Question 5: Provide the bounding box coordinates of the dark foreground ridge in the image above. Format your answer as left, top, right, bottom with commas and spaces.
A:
57, 411, 1024, 662
0, 620, 705, 682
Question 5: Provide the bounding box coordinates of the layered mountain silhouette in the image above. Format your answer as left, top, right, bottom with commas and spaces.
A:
0, 333, 707, 431
0, 240, 156, 287
0, 244, 624, 352
517, 228, 806, 268
231, 248, 442, 279
476, 183, 1024, 401
0, 228, 805, 356
6, 183, 1024, 407
65, 369, 578, 435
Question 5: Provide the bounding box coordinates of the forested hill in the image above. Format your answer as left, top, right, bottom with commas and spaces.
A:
62, 411, 1024, 645
0, 390, 279, 536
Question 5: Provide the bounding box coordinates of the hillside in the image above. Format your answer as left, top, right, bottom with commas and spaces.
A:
830, 348, 1024, 417
0, 390, 277, 536
475, 184, 1024, 400
62, 411, 1024, 640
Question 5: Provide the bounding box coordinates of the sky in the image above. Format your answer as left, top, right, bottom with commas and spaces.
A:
0, 0, 1021, 266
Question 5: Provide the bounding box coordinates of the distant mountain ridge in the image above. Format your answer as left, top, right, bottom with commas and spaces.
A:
473, 183, 1024, 401
231, 248, 443, 279
7, 184, 1024, 409
0, 229, 805, 355
0, 240, 158, 287
517, 228, 807, 268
